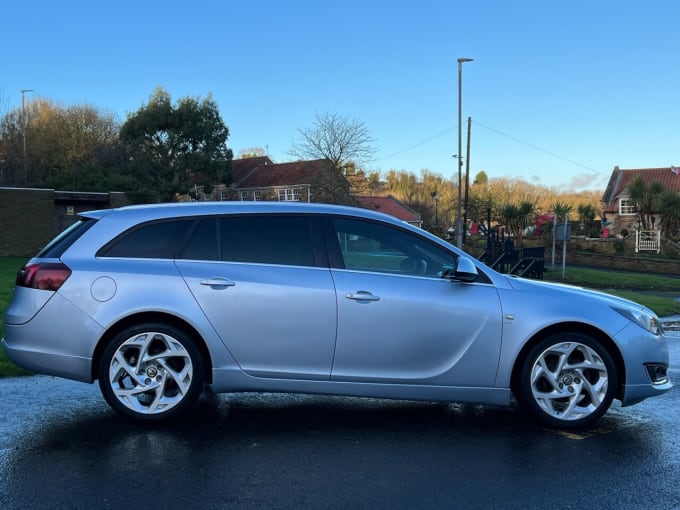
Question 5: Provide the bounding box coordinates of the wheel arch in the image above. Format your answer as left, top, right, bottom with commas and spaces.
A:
91, 312, 213, 384
510, 322, 626, 401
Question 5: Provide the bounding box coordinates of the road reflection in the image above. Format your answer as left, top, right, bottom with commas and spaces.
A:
0, 379, 677, 510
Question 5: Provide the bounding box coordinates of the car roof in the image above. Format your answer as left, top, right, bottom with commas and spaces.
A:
81, 201, 405, 226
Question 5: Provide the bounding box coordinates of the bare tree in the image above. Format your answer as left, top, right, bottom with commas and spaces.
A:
289, 112, 377, 167
289, 112, 377, 205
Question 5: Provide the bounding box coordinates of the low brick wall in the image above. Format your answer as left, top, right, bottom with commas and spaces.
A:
558, 251, 680, 276
464, 245, 680, 276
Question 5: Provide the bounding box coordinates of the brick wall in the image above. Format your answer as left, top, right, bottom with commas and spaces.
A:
464, 244, 680, 276
559, 251, 680, 276
0, 188, 55, 257
0, 188, 128, 258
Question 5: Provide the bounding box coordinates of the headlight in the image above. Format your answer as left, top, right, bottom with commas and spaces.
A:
613, 306, 662, 335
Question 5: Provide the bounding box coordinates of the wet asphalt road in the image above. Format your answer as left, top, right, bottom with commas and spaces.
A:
1, 338, 679, 510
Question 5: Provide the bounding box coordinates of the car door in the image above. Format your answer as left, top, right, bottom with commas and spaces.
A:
176, 214, 337, 380
326, 216, 504, 387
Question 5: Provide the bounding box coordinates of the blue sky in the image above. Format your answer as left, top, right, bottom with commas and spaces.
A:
3, 0, 679, 192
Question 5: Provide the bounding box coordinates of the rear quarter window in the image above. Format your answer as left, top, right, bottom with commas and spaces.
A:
35, 218, 97, 258
98, 219, 195, 258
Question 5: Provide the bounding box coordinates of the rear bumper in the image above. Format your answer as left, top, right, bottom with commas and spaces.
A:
2, 292, 105, 383
2, 336, 93, 382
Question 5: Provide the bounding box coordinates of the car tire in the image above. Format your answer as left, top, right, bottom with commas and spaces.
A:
98, 322, 205, 421
517, 333, 617, 429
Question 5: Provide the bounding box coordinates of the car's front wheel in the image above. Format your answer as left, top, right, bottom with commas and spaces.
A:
517, 333, 617, 428
98, 323, 205, 421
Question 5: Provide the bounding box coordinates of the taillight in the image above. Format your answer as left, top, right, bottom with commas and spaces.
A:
16, 262, 72, 291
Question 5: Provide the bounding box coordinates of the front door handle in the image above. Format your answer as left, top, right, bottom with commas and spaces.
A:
346, 291, 380, 302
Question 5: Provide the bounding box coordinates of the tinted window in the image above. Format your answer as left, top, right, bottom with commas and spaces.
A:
101, 219, 194, 258
36, 218, 97, 258
332, 218, 455, 276
220, 215, 314, 266
180, 217, 218, 261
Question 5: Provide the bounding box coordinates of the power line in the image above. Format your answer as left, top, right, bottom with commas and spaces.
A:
377, 127, 454, 162
376, 120, 599, 173
472, 120, 600, 173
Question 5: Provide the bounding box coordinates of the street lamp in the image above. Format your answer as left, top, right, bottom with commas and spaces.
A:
21, 89, 34, 185
431, 191, 439, 228
456, 57, 473, 248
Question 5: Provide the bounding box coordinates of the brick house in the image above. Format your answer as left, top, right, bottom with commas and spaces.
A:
601, 166, 680, 235
233, 157, 326, 203
190, 158, 426, 227
191, 157, 352, 204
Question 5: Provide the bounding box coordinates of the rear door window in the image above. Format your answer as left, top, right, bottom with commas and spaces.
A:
219, 215, 315, 266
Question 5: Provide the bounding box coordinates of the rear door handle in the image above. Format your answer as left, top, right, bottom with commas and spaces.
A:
200, 278, 236, 288
346, 291, 380, 302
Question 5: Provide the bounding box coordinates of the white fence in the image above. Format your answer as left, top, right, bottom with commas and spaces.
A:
635, 230, 661, 253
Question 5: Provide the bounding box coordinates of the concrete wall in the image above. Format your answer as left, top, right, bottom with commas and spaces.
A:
0, 187, 128, 257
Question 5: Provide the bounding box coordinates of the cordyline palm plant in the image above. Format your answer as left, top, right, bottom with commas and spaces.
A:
500, 201, 534, 248
627, 175, 664, 230
577, 203, 598, 237
551, 201, 573, 223
659, 190, 680, 238
538, 201, 573, 246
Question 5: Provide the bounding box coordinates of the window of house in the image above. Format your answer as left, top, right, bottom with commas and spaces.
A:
619, 197, 636, 215
239, 191, 249, 201
253, 191, 262, 201
331, 218, 455, 277
278, 188, 300, 201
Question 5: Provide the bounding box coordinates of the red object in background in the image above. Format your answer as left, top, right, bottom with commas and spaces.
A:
602, 227, 609, 238
535, 214, 555, 237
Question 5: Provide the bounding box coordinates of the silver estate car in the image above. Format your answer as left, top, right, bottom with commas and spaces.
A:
2, 202, 672, 428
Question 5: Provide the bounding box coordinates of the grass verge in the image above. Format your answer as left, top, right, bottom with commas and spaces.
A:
543, 266, 680, 317
0, 257, 32, 377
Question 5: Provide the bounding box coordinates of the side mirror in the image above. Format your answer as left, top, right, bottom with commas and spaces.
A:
453, 257, 478, 283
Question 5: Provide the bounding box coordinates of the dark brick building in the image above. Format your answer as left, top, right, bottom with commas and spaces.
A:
0, 187, 128, 257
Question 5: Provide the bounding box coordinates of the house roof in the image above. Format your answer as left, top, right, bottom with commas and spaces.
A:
602, 166, 680, 212
231, 156, 274, 185
234, 158, 331, 188
355, 195, 422, 224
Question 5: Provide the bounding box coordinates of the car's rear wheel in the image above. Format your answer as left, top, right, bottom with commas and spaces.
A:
98, 323, 205, 421
517, 333, 617, 428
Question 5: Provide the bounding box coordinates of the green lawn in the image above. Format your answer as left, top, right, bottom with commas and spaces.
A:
543, 266, 680, 317
0, 257, 31, 377
0, 258, 678, 378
